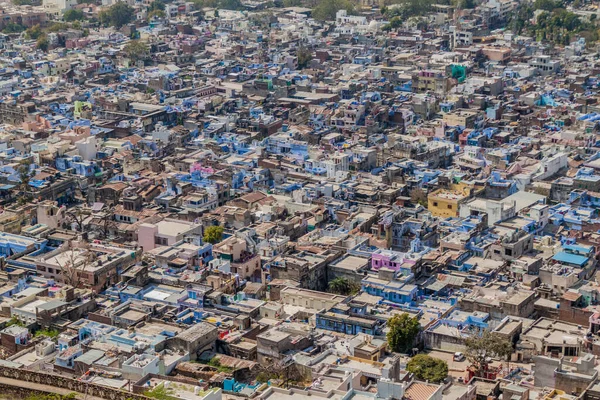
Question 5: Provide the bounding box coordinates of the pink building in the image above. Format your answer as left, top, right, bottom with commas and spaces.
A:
371, 240, 431, 276
371, 249, 416, 272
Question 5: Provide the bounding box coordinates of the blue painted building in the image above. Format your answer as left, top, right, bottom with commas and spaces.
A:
315, 308, 383, 335
361, 276, 418, 305
0, 233, 47, 258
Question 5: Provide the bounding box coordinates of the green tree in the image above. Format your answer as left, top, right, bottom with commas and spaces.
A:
464, 330, 513, 377
312, 0, 355, 21
297, 46, 312, 68
454, 0, 475, 8
526, 7, 590, 44
123, 40, 149, 62
149, 0, 165, 11
203, 225, 224, 244
533, 0, 561, 11
192, 0, 213, 8
3, 22, 25, 33
36, 34, 49, 51
100, 2, 134, 28
283, 0, 302, 6
328, 277, 359, 295
407, 354, 448, 383
387, 313, 420, 353
193, 0, 240, 9
219, 0, 242, 10
507, 2, 533, 34
47, 22, 69, 32
387, 16, 402, 29
148, 9, 166, 19
64, 9, 85, 21
382, 0, 432, 19
25, 24, 43, 40
410, 188, 427, 207
18, 161, 33, 193
17, 162, 33, 205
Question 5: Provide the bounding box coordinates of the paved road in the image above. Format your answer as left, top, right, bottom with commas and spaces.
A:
0, 376, 106, 400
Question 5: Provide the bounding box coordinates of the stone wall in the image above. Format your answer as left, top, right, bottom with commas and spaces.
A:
132, 373, 203, 395
0, 382, 63, 399
0, 365, 149, 400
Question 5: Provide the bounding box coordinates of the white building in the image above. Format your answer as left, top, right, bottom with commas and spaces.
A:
460, 198, 516, 227
335, 9, 367, 26
123, 354, 164, 380
454, 30, 473, 47
529, 55, 561, 75
76, 135, 97, 161
305, 153, 350, 180
43, 0, 77, 17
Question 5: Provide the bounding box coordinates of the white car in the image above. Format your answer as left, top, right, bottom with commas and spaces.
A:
453, 352, 465, 362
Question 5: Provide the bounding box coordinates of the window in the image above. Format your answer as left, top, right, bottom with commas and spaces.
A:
505, 249, 512, 256
447, 204, 452, 209
433, 202, 438, 207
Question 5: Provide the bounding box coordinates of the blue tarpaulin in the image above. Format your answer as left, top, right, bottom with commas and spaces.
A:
552, 251, 588, 266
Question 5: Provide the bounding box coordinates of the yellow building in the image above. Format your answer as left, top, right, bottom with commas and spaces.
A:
442, 109, 481, 129
427, 183, 475, 218
0, 210, 25, 234
411, 69, 452, 95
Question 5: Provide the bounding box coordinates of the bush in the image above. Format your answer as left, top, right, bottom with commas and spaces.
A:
64, 9, 85, 21
35, 328, 60, 338
6, 316, 25, 327
407, 355, 448, 383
